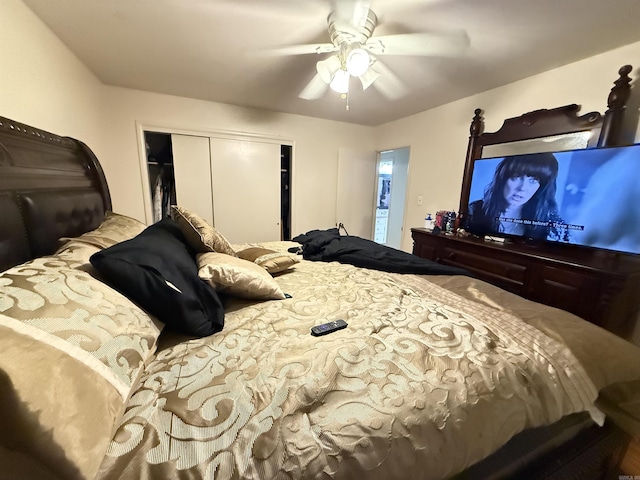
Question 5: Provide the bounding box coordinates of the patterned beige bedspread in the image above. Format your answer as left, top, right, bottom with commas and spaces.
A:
96, 242, 602, 480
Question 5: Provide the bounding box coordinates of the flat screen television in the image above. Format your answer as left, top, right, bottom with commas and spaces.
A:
464, 143, 640, 255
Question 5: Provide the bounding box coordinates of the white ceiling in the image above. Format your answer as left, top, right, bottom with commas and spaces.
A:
23, 0, 640, 126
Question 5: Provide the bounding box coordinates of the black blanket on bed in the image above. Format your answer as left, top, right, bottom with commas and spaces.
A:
291, 228, 469, 275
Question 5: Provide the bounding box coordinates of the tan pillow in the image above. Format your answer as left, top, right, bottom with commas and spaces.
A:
171, 206, 237, 256
236, 247, 299, 274
57, 211, 147, 251
0, 245, 163, 480
197, 252, 285, 300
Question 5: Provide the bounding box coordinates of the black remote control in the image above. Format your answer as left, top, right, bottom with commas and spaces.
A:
311, 319, 348, 336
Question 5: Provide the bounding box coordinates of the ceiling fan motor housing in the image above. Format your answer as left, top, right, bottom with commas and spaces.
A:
328, 8, 377, 48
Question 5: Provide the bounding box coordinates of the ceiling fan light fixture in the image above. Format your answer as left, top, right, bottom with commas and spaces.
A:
329, 69, 350, 94
346, 48, 370, 77
316, 55, 341, 84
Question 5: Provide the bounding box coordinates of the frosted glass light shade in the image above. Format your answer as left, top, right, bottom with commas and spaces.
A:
330, 69, 350, 93
346, 48, 370, 77
316, 55, 341, 84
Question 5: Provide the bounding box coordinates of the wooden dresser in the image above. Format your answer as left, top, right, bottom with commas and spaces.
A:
411, 227, 640, 338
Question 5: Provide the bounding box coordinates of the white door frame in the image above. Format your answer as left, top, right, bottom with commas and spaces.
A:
135, 121, 295, 231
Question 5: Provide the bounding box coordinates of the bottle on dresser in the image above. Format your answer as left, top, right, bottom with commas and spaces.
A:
424, 213, 434, 231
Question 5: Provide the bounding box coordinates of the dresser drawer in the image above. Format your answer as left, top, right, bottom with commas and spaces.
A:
441, 246, 527, 288
529, 265, 601, 322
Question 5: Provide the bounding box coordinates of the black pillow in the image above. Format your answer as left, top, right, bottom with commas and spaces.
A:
90, 218, 224, 337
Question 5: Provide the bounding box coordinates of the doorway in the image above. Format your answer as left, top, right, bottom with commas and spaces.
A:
373, 148, 409, 249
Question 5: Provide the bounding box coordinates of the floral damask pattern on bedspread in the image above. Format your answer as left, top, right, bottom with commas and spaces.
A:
97, 242, 599, 480
0, 241, 163, 479
0, 242, 162, 393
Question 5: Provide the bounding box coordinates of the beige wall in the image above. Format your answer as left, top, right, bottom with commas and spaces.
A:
374, 41, 640, 253
1, 0, 105, 154
99, 87, 373, 236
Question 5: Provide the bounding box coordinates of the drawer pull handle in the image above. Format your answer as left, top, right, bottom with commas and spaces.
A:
448, 252, 456, 259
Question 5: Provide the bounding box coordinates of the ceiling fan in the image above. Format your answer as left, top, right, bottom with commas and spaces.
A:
260, 0, 470, 101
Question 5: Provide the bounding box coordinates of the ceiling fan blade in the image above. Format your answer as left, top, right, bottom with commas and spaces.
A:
358, 67, 380, 90
365, 30, 469, 57
257, 43, 338, 57
299, 73, 329, 100
369, 58, 408, 100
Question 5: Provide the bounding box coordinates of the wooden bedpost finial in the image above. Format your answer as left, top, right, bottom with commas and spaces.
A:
599, 64, 633, 147
619, 64, 632, 76
607, 65, 632, 112
470, 109, 483, 137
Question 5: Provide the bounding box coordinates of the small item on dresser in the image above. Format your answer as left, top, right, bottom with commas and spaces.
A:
434, 210, 456, 234
311, 319, 348, 336
440, 210, 457, 234
424, 213, 434, 230
454, 211, 463, 233
485, 235, 507, 243
435, 211, 444, 229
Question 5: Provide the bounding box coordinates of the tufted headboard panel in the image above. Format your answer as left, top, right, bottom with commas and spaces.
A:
0, 116, 111, 272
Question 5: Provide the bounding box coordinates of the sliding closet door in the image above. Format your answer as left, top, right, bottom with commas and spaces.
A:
171, 134, 214, 225
210, 138, 281, 243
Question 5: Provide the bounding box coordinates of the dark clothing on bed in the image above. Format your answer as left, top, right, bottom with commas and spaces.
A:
291, 228, 469, 276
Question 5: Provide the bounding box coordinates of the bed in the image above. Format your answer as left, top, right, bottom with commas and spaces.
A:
1, 66, 639, 480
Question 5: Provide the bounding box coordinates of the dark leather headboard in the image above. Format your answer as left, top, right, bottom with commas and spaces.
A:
0, 116, 112, 272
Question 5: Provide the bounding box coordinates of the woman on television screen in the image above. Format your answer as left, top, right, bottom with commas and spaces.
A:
466, 152, 570, 241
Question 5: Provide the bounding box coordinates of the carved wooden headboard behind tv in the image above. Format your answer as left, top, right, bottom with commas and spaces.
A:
458, 64, 632, 217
